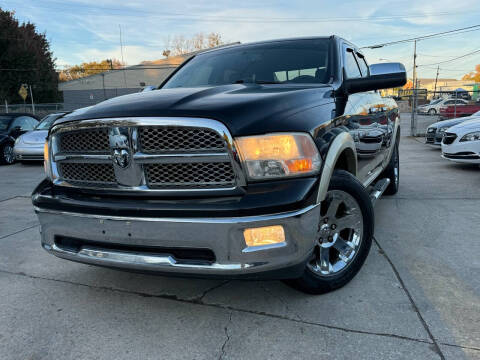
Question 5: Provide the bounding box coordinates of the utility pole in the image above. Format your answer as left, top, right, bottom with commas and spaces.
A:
410, 40, 417, 136
102, 73, 106, 100
119, 25, 128, 88
454, 90, 458, 118
29, 85, 35, 115
433, 65, 439, 99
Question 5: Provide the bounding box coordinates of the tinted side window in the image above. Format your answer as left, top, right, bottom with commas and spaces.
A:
344, 48, 361, 79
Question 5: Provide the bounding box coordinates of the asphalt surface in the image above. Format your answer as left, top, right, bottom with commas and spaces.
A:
0, 129, 479, 359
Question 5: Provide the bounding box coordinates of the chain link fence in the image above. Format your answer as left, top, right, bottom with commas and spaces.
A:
0, 103, 64, 119
393, 89, 480, 136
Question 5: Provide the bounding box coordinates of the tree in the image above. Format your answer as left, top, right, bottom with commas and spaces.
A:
163, 32, 225, 57
462, 65, 480, 82
59, 59, 123, 81
0, 8, 59, 103
403, 80, 413, 89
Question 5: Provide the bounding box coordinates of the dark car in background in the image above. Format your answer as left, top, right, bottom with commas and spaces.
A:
14, 112, 68, 162
0, 113, 39, 164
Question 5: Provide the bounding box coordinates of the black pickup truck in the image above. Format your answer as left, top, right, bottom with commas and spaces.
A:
33, 36, 406, 294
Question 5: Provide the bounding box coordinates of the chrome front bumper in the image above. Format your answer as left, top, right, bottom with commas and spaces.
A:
35, 205, 320, 278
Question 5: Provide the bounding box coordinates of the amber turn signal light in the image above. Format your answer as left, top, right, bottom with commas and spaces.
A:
243, 225, 285, 247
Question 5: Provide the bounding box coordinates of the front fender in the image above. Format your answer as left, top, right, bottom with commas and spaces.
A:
316, 131, 357, 203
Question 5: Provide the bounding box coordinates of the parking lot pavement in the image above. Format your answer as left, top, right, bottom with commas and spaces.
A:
0, 162, 44, 202
0, 135, 479, 359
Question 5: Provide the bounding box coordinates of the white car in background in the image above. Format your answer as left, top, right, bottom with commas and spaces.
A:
418, 98, 468, 115
425, 111, 480, 146
441, 118, 480, 164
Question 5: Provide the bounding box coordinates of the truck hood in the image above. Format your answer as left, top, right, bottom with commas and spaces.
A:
57, 84, 334, 136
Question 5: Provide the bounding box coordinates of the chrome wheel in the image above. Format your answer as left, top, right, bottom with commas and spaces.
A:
3, 144, 15, 164
308, 190, 363, 276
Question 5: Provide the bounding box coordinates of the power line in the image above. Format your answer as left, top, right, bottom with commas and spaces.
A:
420, 66, 474, 72
361, 24, 480, 48
417, 53, 460, 58
417, 48, 480, 67
0, 68, 38, 71
3, 0, 480, 23
0, 67, 176, 72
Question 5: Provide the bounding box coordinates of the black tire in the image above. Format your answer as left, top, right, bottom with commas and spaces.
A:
285, 170, 374, 295
0, 143, 15, 165
428, 108, 436, 115
382, 140, 399, 195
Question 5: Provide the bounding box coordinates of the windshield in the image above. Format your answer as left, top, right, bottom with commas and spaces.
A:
0, 116, 12, 131
163, 39, 330, 88
429, 99, 442, 105
35, 113, 64, 130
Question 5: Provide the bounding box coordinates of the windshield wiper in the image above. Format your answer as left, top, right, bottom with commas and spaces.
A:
254, 80, 282, 84
233, 79, 282, 85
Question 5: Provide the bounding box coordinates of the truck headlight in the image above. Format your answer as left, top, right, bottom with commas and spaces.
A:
460, 131, 480, 142
235, 133, 321, 180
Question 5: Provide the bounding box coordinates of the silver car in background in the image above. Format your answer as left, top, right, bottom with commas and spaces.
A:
14, 112, 67, 161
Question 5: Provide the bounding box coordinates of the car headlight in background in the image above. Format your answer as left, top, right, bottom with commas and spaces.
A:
235, 133, 321, 180
427, 128, 435, 133
438, 127, 449, 133
460, 131, 480, 142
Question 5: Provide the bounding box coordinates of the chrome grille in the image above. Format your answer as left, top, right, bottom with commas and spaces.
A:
145, 162, 235, 188
50, 118, 243, 192
58, 128, 110, 153
59, 163, 116, 183
139, 127, 225, 153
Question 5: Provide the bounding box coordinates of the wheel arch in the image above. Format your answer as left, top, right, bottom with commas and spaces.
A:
316, 132, 357, 203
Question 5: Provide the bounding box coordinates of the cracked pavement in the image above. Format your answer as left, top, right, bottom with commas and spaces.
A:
0, 123, 479, 359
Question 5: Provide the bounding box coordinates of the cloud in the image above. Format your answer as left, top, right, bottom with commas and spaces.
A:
5, 0, 480, 78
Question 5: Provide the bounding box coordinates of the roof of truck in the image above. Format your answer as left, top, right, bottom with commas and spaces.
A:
198, 36, 335, 55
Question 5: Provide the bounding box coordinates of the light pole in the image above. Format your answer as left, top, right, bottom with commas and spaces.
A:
411, 40, 417, 136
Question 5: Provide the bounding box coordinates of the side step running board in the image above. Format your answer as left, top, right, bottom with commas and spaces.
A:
369, 178, 391, 206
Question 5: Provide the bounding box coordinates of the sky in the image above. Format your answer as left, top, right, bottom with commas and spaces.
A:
2, 0, 480, 80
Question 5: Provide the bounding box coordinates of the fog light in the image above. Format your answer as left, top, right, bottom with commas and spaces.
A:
243, 225, 285, 247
